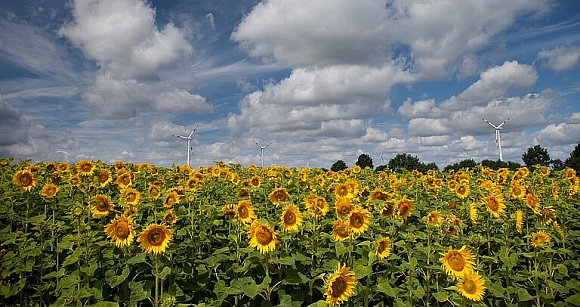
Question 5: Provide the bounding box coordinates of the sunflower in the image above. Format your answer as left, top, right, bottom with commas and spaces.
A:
115, 172, 132, 189
456, 271, 486, 302
455, 183, 470, 199
348, 206, 370, 235
482, 193, 506, 218
40, 183, 59, 198
324, 263, 357, 307
68, 174, 82, 188
468, 203, 477, 225
511, 183, 526, 199
163, 209, 178, 225
481, 180, 495, 191
148, 184, 161, 199
221, 203, 236, 219
268, 188, 290, 206
525, 193, 540, 214
236, 200, 256, 224
515, 210, 523, 233
57, 162, 69, 173
352, 165, 361, 174
249, 176, 261, 188
335, 198, 353, 219
331, 220, 350, 241
376, 237, 391, 259
447, 180, 458, 191
163, 190, 180, 208
248, 220, 277, 254
122, 188, 141, 205
540, 206, 556, 225
76, 160, 95, 177
94, 169, 112, 187
105, 215, 135, 247
280, 204, 303, 232
137, 224, 173, 254
91, 194, 114, 217
380, 203, 396, 218
335, 183, 350, 199
531, 230, 550, 248
439, 245, 475, 280
12, 170, 36, 191
552, 220, 564, 239
426, 210, 443, 226
310, 196, 330, 218
396, 196, 415, 221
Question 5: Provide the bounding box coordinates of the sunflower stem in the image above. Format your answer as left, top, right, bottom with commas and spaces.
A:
534, 248, 540, 307
155, 254, 160, 307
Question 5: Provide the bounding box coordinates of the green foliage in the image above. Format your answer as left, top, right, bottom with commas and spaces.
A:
522, 144, 551, 167
330, 160, 347, 172
443, 159, 477, 173
565, 143, 580, 172
355, 154, 373, 170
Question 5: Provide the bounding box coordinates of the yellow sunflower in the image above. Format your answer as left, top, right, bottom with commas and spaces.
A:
335, 198, 353, 220
268, 188, 290, 206
40, 183, 59, 198
91, 194, 114, 217
148, 184, 161, 199
525, 193, 540, 214
237, 188, 250, 198
335, 183, 350, 199
163, 209, 178, 225
482, 193, 506, 218
426, 210, 443, 226
531, 230, 550, 248
511, 183, 526, 199
439, 245, 475, 280
553, 221, 564, 239
163, 190, 180, 208
280, 204, 303, 232
236, 200, 256, 224
94, 169, 112, 187
348, 206, 370, 235
468, 203, 477, 225
456, 271, 486, 302
137, 224, 173, 254
68, 174, 82, 188
310, 196, 330, 218
76, 160, 95, 176
105, 215, 135, 247
324, 263, 357, 307
376, 237, 391, 260
221, 203, 236, 219
455, 183, 470, 199
57, 162, 69, 173
331, 220, 350, 242
396, 196, 415, 221
249, 176, 261, 188
122, 187, 141, 205
248, 220, 277, 254
352, 165, 361, 174
481, 180, 495, 191
115, 172, 132, 189
515, 210, 523, 233
447, 179, 458, 191
380, 203, 396, 218
12, 170, 36, 191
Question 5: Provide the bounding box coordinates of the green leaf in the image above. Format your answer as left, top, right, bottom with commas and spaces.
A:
566, 294, 580, 306
88, 302, 119, 307
129, 281, 150, 303
546, 280, 566, 290
305, 301, 328, 307
157, 266, 171, 280
26, 214, 46, 225
126, 253, 146, 265
213, 247, 229, 254
275, 257, 295, 266
556, 264, 568, 276
487, 281, 505, 297
432, 292, 449, 302
377, 278, 397, 297
283, 268, 303, 285
517, 288, 534, 302
334, 241, 347, 257
353, 259, 371, 279
62, 248, 83, 267
107, 267, 130, 288
213, 280, 228, 302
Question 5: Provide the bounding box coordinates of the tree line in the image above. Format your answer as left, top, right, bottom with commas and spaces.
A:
330, 142, 580, 173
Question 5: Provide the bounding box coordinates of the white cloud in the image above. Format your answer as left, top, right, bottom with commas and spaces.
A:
537, 45, 580, 72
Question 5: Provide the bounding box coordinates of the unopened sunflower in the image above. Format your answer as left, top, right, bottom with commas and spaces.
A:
137, 223, 173, 254
280, 204, 302, 232
105, 215, 135, 247
248, 221, 277, 254
324, 263, 357, 307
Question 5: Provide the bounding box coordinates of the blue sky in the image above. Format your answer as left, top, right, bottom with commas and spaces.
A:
1, 0, 579, 169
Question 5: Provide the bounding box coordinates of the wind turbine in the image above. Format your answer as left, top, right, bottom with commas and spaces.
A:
253, 140, 271, 168
482, 117, 510, 161
173, 125, 198, 166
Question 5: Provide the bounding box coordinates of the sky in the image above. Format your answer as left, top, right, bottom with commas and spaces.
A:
1, 0, 579, 169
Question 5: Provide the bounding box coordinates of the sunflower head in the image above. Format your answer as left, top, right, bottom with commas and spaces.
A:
531, 230, 550, 248
12, 170, 36, 191
511, 183, 526, 199
250, 176, 261, 188
122, 188, 141, 205
94, 169, 112, 187
396, 196, 415, 221
148, 184, 161, 199
40, 183, 59, 199
331, 220, 351, 242
515, 210, 523, 233
248, 221, 277, 254
426, 210, 443, 226
137, 224, 173, 254
439, 245, 475, 280
105, 215, 135, 247
457, 271, 486, 302
348, 206, 370, 235
335, 199, 353, 219
76, 160, 96, 176
468, 203, 477, 225
482, 193, 506, 218
115, 172, 132, 189
163, 209, 178, 225
376, 237, 391, 259
91, 194, 114, 217
163, 191, 180, 208
455, 183, 470, 199
236, 200, 256, 224
280, 204, 303, 232
268, 188, 290, 206
325, 263, 357, 307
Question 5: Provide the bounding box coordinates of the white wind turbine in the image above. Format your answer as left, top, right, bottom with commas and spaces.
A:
173, 125, 198, 166
253, 140, 271, 168
482, 117, 510, 161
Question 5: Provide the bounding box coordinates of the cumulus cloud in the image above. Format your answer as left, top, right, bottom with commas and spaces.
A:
537, 45, 580, 72
59, 0, 212, 119
0, 99, 29, 147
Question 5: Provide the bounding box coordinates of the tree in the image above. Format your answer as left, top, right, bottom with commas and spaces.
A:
374, 165, 389, 173
565, 142, 580, 172
522, 145, 551, 167
355, 153, 373, 170
443, 159, 477, 173
331, 160, 347, 172
388, 153, 422, 173
551, 159, 565, 171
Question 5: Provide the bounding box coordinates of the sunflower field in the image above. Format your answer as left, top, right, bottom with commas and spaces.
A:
1, 157, 580, 307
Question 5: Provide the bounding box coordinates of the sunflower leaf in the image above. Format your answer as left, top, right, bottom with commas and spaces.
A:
377, 278, 397, 297
334, 241, 347, 257
126, 253, 146, 265
107, 267, 130, 288
517, 288, 534, 301
432, 291, 448, 302
566, 294, 580, 306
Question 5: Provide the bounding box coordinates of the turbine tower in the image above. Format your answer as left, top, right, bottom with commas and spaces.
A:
253, 140, 271, 168
173, 125, 198, 166
482, 117, 510, 161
